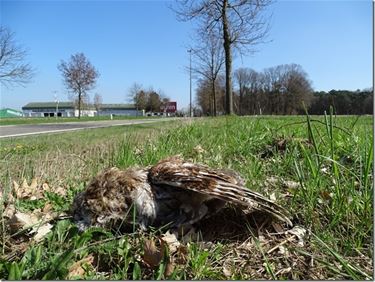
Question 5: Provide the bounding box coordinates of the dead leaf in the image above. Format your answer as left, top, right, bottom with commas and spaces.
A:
143, 238, 164, 268
223, 258, 232, 278
13, 180, 21, 198
33, 223, 53, 242
320, 191, 332, 201
31, 208, 43, 218
164, 259, 175, 277
287, 226, 307, 247
40, 210, 54, 222
21, 179, 29, 190
42, 203, 53, 213
68, 254, 95, 279
161, 231, 180, 254
269, 192, 277, 202
8, 211, 39, 232
6, 191, 15, 203
193, 145, 205, 154
8, 208, 56, 242
42, 183, 50, 192
13, 178, 44, 200
29, 178, 38, 190
54, 186, 67, 196
282, 180, 300, 190
4, 203, 16, 219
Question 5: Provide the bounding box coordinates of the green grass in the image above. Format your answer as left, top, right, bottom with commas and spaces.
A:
0, 115, 158, 126
0, 121, 180, 187
0, 114, 373, 279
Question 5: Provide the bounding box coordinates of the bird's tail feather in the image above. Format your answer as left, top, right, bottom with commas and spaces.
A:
210, 180, 293, 226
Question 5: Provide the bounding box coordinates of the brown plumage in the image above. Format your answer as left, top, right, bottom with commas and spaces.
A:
72, 156, 292, 231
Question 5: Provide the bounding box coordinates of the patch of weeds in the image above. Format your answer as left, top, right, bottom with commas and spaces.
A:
0, 143, 47, 158
16, 199, 47, 212
44, 192, 69, 211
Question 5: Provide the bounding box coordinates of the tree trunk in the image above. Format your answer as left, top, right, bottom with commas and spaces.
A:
222, 0, 233, 115
212, 80, 217, 116
239, 86, 243, 115
78, 90, 81, 119
208, 87, 212, 116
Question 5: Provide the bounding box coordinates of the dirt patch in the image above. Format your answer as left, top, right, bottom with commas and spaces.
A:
261, 136, 311, 158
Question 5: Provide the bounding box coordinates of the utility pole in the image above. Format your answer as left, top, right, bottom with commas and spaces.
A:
188, 49, 192, 117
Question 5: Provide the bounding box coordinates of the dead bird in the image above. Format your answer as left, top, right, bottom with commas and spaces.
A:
71, 156, 292, 232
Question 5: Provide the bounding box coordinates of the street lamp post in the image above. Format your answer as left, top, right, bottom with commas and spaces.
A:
188, 49, 192, 117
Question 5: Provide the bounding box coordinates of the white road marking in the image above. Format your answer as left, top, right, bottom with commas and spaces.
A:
0, 119, 175, 139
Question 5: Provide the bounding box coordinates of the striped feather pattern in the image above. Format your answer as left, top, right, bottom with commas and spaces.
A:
149, 156, 292, 226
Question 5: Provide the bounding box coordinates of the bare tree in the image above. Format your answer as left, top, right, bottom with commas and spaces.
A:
234, 68, 254, 115
174, 0, 272, 115
251, 64, 313, 115
128, 82, 142, 103
0, 27, 34, 87
128, 82, 147, 114
190, 26, 225, 116
283, 64, 313, 114
196, 78, 211, 114
196, 76, 226, 115
58, 53, 99, 118
93, 93, 103, 116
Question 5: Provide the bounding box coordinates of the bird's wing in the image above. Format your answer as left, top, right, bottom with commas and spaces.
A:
148, 156, 292, 226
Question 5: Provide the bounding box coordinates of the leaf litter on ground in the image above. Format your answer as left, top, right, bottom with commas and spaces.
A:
3, 177, 70, 245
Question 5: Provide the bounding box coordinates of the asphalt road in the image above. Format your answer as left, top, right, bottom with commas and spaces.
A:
0, 118, 177, 138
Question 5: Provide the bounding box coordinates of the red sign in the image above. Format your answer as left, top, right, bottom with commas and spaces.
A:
161, 102, 177, 113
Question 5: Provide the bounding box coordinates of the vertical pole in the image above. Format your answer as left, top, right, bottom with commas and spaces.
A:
53, 90, 58, 120
188, 49, 192, 117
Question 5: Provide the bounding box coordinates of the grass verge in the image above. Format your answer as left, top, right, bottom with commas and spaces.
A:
0, 115, 373, 279
0, 115, 159, 126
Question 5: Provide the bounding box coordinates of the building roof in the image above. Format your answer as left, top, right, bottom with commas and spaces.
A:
22, 102, 74, 109
0, 108, 23, 118
22, 102, 137, 110
100, 104, 136, 110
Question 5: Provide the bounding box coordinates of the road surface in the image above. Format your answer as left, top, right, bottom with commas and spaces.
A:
0, 118, 177, 138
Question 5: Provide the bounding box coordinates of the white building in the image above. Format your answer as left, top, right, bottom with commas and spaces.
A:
22, 102, 143, 117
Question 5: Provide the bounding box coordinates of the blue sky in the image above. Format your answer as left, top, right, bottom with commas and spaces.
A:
0, 0, 372, 111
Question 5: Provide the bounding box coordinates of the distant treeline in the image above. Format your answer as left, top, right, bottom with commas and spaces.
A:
309, 90, 373, 115
194, 63, 373, 116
